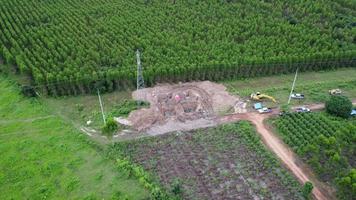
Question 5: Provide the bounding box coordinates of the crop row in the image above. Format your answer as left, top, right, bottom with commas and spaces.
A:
109, 122, 303, 199
274, 113, 356, 199
275, 113, 338, 151
0, 0, 355, 95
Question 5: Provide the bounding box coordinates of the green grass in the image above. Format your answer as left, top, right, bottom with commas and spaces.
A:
0, 77, 148, 199
43, 90, 132, 130
224, 68, 356, 107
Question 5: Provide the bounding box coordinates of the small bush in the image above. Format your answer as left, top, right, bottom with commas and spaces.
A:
75, 103, 84, 112
111, 191, 129, 200
21, 85, 37, 97
336, 169, 356, 200
170, 179, 183, 196
302, 181, 313, 199
325, 96, 352, 118
101, 118, 119, 136
280, 104, 290, 113
111, 100, 149, 117
116, 158, 171, 200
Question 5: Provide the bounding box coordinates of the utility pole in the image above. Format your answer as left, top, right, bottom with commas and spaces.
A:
97, 89, 106, 125
288, 68, 298, 104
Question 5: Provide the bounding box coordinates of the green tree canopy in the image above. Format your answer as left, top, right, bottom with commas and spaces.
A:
325, 96, 352, 118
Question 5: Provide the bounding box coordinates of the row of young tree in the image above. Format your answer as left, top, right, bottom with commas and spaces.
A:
276, 112, 356, 200
4, 48, 355, 96
0, 0, 355, 96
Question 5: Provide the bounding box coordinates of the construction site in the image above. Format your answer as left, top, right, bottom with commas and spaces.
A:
126, 81, 247, 135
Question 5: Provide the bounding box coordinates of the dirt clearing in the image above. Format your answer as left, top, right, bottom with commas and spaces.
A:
128, 81, 245, 135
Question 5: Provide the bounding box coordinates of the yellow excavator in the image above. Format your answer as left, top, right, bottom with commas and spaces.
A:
250, 92, 276, 103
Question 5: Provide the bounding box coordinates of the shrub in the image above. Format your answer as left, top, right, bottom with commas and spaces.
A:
116, 158, 171, 200
21, 85, 37, 97
325, 96, 352, 118
101, 118, 119, 136
280, 104, 291, 113
302, 181, 314, 199
336, 169, 356, 200
75, 103, 84, 112
110, 100, 149, 117
170, 179, 182, 196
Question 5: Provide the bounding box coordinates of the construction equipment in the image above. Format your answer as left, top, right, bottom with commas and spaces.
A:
250, 92, 276, 103
329, 89, 342, 95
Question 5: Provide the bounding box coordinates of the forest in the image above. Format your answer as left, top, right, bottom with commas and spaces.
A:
0, 0, 355, 95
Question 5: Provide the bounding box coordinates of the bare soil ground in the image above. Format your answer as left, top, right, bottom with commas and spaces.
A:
128, 81, 245, 134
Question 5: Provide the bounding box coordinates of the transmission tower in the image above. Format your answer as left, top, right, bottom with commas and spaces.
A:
136, 49, 145, 90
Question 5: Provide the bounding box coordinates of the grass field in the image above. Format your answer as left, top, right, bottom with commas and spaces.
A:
44, 90, 132, 131
224, 68, 356, 107
109, 122, 303, 200
0, 76, 148, 199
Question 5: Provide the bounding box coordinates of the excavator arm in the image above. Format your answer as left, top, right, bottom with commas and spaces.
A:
250, 93, 276, 103
257, 94, 276, 103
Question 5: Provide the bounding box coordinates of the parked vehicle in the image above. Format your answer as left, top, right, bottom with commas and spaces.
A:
291, 93, 305, 99
329, 89, 342, 95
351, 109, 356, 116
258, 107, 272, 113
295, 107, 311, 113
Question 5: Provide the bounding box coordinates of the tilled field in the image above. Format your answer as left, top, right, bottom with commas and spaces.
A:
110, 122, 303, 200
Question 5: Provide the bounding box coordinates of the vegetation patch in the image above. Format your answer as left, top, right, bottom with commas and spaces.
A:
0, 77, 149, 199
224, 68, 356, 106
0, 1, 355, 94
325, 95, 353, 119
108, 122, 303, 200
273, 112, 356, 199
109, 100, 149, 118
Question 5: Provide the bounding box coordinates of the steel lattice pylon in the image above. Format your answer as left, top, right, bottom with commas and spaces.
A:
136, 49, 145, 90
